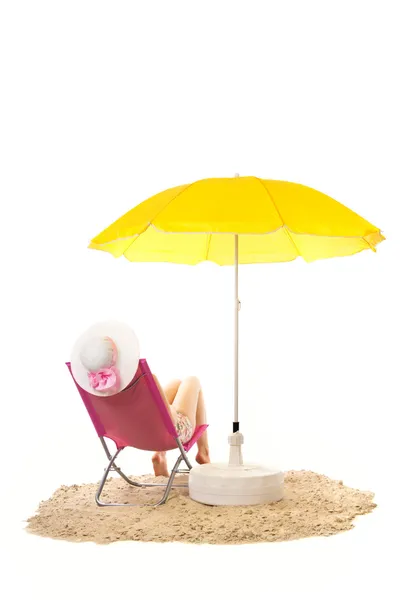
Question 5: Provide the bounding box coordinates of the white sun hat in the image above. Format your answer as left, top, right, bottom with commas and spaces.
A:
70, 321, 140, 396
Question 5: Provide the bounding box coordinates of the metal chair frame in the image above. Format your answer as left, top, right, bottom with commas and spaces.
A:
96, 435, 193, 507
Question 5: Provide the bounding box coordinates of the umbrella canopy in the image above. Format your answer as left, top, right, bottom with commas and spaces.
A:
89, 175, 384, 446
89, 177, 384, 265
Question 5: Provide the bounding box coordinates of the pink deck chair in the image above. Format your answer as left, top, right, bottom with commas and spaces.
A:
66, 358, 208, 506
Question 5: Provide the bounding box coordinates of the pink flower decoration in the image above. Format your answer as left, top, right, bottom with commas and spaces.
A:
88, 367, 119, 392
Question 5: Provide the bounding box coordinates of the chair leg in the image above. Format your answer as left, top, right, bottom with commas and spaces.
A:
95, 448, 123, 506
95, 443, 192, 507
176, 437, 193, 470
155, 455, 182, 506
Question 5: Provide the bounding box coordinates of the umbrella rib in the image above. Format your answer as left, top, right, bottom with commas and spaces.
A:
147, 180, 200, 232
254, 177, 301, 258
121, 232, 144, 258
121, 181, 198, 258
205, 233, 212, 261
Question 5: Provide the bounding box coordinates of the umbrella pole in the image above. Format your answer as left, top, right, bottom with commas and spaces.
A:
233, 233, 240, 433
229, 233, 244, 466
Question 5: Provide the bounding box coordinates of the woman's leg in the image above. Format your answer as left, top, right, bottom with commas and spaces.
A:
151, 378, 181, 477
163, 379, 182, 405
194, 387, 210, 464
172, 376, 210, 465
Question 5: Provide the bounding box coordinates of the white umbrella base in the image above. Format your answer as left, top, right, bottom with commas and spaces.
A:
189, 463, 284, 506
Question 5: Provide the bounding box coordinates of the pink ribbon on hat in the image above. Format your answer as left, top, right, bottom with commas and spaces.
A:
86, 337, 120, 393
88, 366, 119, 392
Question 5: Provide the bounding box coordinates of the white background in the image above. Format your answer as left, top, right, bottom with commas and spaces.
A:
1, 1, 399, 599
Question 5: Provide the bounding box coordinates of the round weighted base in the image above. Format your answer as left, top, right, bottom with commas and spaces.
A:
189, 463, 284, 506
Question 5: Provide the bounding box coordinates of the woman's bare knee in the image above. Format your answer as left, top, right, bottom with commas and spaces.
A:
182, 375, 201, 390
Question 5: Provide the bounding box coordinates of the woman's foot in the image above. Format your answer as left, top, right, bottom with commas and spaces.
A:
195, 447, 210, 465
152, 452, 169, 477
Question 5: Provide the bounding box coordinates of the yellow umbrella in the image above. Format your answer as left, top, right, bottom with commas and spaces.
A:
90, 176, 384, 265
89, 175, 384, 441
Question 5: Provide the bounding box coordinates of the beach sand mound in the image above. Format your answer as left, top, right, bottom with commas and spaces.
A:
26, 470, 376, 545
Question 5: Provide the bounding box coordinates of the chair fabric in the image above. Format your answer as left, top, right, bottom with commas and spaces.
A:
66, 359, 207, 452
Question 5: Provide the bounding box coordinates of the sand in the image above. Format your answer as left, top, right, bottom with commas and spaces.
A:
26, 470, 376, 545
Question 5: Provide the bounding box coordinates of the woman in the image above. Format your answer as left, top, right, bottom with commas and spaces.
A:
71, 320, 210, 477
152, 375, 210, 477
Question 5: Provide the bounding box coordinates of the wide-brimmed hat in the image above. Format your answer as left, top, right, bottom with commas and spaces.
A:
70, 321, 140, 396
